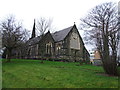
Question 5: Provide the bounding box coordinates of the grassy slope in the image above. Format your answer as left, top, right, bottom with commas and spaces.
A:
2, 59, 118, 88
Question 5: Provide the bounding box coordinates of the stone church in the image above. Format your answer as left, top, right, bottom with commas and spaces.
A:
15, 21, 90, 62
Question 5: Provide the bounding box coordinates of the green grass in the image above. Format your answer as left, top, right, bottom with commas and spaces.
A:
2, 59, 119, 88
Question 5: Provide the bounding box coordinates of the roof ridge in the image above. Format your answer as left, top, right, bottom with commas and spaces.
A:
52, 25, 74, 42
53, 26, 73, 34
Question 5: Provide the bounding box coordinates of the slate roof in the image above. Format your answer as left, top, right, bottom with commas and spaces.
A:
26, 36, 41, 46
26, 25, 74, 45
52, 26, 73, 42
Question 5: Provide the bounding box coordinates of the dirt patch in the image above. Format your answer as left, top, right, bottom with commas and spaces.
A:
54, 66, 65, 68
96, 72, 119, 77
51, 66, 65, 69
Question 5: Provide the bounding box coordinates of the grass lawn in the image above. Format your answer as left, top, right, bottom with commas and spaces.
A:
2, 59, 119, 88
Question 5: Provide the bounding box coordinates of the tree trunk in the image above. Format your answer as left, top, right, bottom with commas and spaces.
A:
102, 26, 118, 76
6, 49, 12, 62
110, 51, 118, 76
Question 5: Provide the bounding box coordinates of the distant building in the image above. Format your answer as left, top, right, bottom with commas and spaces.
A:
94, 50, 101, 60
90, 51, 94, 60
13, 21, 90, 62
90, 50, 102, 66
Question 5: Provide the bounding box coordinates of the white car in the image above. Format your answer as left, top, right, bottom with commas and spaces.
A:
117, 60, 120, 66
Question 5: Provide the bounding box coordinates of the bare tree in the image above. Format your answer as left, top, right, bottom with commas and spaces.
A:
80, 2, 119, 76
1, 15, 27, 62
36, 17, 53, 63
36, 17, 53, 36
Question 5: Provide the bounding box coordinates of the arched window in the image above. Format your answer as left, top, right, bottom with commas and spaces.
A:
46, 42, 52, 54
56, 46, 61, 55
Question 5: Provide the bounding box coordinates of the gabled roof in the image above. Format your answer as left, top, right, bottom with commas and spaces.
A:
26, 24, 80, 45
26, 31, 52, 46
26, 36, 41, 46
52, 26, 73, 42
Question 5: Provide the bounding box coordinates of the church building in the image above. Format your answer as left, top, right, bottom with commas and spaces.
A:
15, 21, 90, 62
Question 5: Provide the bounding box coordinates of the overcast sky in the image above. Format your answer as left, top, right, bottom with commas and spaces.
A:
0, 0, 119, 51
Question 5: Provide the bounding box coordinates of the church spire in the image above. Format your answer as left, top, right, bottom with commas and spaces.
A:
73, 22, 76, 27
74, 22, 75, 25
31, 19, 36, 39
